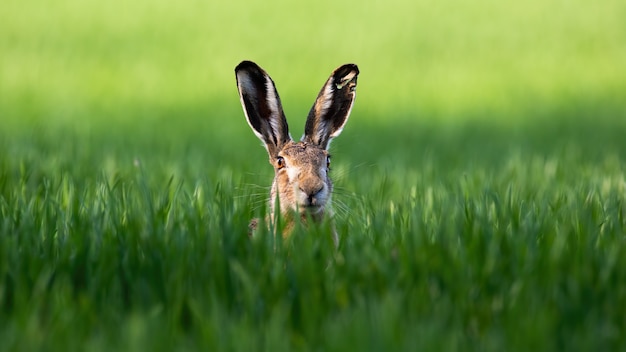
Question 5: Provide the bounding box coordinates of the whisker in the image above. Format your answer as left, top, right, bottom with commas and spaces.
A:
238, 182, 270, 189
233, 193, 269, 199
235, 185, 270, 194
333, 189, 359, 204
331, 200, 350, 219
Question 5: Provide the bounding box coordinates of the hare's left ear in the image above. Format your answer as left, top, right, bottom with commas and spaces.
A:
303, 64, 359, 150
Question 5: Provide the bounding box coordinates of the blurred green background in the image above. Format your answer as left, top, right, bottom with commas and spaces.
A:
3, 0, 625, 125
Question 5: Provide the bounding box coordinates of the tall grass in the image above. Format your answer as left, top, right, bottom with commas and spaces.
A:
2, 109, 625, 350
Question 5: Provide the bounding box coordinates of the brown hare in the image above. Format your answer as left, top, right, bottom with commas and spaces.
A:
235, 60, 359, 247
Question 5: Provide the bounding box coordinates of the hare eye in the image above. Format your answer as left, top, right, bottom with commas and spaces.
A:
276, 156, 286, 169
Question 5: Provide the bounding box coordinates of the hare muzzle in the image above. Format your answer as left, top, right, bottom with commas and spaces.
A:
279, 142, 331, 215
297, 178, 327, 211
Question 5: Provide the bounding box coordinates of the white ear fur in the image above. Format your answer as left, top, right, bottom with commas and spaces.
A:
303, 64, 359, 150
237, 74, 266, 142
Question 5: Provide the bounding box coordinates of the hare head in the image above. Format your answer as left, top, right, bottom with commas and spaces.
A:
235, 61, 358, 233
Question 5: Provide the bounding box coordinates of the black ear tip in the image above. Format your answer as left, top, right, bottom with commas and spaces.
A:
346, 63, 359, 73
340, 63, 359, 74
334, 64, 359, 81
235, 60, 261, 73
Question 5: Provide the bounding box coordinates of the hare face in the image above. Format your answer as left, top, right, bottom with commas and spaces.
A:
272, 141, 332, 217
235, 60, 358, 236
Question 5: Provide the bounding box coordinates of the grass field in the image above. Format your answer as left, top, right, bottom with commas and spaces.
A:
2, 0, 626, 350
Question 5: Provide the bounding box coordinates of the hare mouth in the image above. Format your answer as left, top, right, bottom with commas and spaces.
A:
298, 204, 323, 214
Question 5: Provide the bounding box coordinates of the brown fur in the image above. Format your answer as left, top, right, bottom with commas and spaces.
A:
235, 61, 359, 248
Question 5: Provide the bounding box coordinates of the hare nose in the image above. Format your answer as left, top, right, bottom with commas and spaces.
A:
299, 185, 323, 205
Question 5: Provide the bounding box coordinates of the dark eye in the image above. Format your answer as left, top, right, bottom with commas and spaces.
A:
276, 156, 286, 169
326, 156, 331, 169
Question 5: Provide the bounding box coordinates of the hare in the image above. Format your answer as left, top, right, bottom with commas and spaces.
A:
235, 60, 359, 247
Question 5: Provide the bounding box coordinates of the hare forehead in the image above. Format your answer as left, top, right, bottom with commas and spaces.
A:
280, 142, 327, 166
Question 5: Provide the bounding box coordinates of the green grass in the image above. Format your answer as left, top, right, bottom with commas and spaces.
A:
1, 0, 626, 350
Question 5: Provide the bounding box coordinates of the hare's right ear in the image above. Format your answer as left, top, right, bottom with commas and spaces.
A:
235, 61, 291, 158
